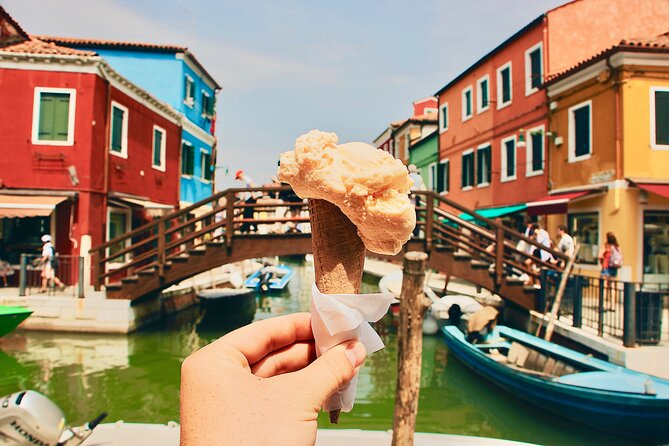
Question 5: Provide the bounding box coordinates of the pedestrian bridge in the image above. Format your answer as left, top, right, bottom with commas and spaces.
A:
90, 187, 567, 311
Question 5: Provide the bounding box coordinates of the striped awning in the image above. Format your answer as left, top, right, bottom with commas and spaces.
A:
0, 195, 68, 218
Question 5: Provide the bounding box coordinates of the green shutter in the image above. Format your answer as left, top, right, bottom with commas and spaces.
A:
506, 140, 515, 177
481, 80, 488, 108
655, 91, 669, 145
153, 129, 163, 167
202, 152, 212, 180
111, 106, 124, 153
530, 49, 542, 89
532, 133, 543, 171
502, 69, 511, 103
182, 143, 194, 175
574, 105, 590, 157
38, 92, 70, 141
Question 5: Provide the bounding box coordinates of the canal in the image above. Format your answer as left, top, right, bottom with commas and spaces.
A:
0, 259, 644, 445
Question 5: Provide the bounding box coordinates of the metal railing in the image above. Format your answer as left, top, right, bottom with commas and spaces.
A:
539, 270, 669, 347
19, 254, 84, 298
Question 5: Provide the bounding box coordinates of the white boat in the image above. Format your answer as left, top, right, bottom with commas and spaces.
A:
80, 423, 537, 445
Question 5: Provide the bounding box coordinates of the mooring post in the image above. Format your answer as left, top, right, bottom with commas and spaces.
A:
392, 251, 431, 446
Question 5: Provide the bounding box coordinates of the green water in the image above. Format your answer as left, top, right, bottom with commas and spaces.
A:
0, 259, 644, 446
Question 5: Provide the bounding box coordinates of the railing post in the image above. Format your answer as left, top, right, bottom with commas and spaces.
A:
425, 194, 433, 250
495, 227, 504, 286
78, 256, 85, 298
598, 278, 605, 337
225, 191, 234, 248
623, 282, 637, 347
158, 220, 166, 278
538, 269, 548, 311
19, 254, 27, 297
92, 249, 102, 291
573, 275, 583, 328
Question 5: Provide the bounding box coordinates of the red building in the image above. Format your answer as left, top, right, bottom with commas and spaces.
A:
435, 0, 669, 227
0, 7, 180, 281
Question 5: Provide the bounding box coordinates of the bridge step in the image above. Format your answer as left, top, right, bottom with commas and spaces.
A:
188, 249, 206, 256
170, 255, 189, 263
434, 245, 455, 253
453, 251, 472, 261
121, 275, 139, 284
470, 259, 491, 269
137, 268, 156, 277
205, 241, 225, 248
105, 282, 122, 291
505, 277, 526, 285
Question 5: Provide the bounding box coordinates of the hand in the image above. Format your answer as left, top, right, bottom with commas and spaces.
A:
180, 312, 366, 446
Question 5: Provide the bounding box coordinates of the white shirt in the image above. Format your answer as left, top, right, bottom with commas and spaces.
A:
42, 242, 54, 260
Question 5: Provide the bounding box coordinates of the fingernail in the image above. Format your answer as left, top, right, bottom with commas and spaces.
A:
345, 342, 366, 368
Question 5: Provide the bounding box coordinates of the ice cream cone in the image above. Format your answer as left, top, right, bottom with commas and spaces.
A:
308, 198, 365, 423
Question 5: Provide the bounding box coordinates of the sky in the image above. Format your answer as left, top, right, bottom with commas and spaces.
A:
4, 0, 567, 190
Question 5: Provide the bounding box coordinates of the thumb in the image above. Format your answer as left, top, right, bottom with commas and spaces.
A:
296, 341, 366, 406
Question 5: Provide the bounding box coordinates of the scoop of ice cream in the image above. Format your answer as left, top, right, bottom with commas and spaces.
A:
277, 129, 415, 255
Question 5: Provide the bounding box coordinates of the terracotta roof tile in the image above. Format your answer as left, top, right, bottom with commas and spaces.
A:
35, 35, 186, 53
0, 37, 96, 56
620, 31, 669, 48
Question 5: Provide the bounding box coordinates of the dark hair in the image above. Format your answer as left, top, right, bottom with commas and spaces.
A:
606, 232, 619, 247
531, 224, 540, 232
557, 224, 567, 233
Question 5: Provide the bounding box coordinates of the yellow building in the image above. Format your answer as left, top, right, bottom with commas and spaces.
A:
540, 34, 669, 282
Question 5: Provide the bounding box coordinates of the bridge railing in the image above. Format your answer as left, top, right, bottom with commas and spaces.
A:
90, 187, 567, 291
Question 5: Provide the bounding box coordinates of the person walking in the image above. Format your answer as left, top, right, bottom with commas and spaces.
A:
553, 224, 575, 266
599, 232, 623, 310
408, 164, 426, 236
39, 235, 65, 293
235, 170, 260, 233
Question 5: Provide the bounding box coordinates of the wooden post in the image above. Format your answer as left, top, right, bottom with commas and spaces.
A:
225, 191, 234, 248
392, 251, 431, 446
543, 244, 579, 342
425, 195, 433, 249
157, 220, 166, 279
92, 250, 101, 291
495, 227, 504, 287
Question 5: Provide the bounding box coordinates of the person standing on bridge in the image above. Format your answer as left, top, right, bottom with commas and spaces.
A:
235, 170, 260, 233
408, 164, 426, 237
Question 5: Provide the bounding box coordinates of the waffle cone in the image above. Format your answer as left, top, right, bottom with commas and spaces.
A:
308, 198, 365, 424
309, 199, 365, 294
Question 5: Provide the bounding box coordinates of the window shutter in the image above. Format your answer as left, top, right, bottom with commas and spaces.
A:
530, 50, 542, 89
111, 107, 124, 152
153, 129, 163, 166
655, 91, 669, 145
532, 133, 543, 171
53, 94, 71, 141
574, 106, 590, 157
502, 69, 511, 103
38, 94, 56, 140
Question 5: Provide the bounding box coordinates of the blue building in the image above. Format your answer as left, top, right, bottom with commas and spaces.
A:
41, 37, 222, 206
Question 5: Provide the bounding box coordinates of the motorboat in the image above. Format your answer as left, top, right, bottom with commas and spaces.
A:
0, 306, 32, 337
244, 264, 294, 292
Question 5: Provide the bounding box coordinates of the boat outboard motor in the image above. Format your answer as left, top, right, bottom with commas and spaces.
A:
0, 390, 105, 446
258, 270, 273, 293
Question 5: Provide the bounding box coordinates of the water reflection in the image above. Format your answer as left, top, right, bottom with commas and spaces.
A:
0, 259, 647, 445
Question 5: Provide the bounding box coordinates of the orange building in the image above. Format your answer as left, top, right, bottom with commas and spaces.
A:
544, 34, 669, 282
435, 0, 669, 230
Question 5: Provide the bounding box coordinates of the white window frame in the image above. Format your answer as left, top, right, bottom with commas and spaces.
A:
439, 102, 449, 133
200, 148, 212, 183
462, 148, 475, 191
650, 86, 669, 150
476, 74, 490, 114
106, 207, 131, 264
201, 90, 212, 118
109, 101, 129, 159
428, 161, 437, 191
438, 158, 450, 195
496, 62, 513, 110
31, 87, 77, 146
151, 125, 167, 171
462, 85, 473, 121
476, 143, 492, 188
184, 75, 195, 108
525, 42, 543, 96
526, 124, 545, 177
500, 135, 517, 182
568, 100, 593, 163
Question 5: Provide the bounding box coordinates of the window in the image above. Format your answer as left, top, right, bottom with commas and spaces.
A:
152, 126, 166, 171
423, 107, 438, 115
461, 150, 474, 189
201, 91, 214, 118
184, 75, 195, 107
569, 100, 592, 162
200, 149, 212, 181
501, 135, 516, 182
439, 103, 449, 133
568, 212, 599, 265
525, 43, 543, 95
32, 87, 76, 146
497, 62, 512, 109
476, 144, 491, 186
436, 159, 449, 194
110, 102, 128, 158
526, 125, 544, 176
181, 141, 195, 176
643, 211, 669, 277
651, 87, 669, 150
477, 75, 490, 113
108, 209, 130, 263
462, 86, 473, 121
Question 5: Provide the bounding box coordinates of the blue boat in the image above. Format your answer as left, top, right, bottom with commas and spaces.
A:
244, 265, 294, 292
441, 324, 669, 444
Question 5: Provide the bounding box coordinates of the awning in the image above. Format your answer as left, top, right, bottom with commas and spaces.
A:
109, 196, 175, 218
0, 194, 68, 218
526, 190, 601, 215
459, 204, 527, 221
637, 183, 669, 200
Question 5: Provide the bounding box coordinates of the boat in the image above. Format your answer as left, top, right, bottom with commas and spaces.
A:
441, 323, 669, 444
244, 264, 294, 292
196, 288, 255, 312
0, 306, 33, 337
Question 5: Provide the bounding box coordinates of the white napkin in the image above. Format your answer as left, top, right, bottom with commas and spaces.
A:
310, 283, 395, 413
